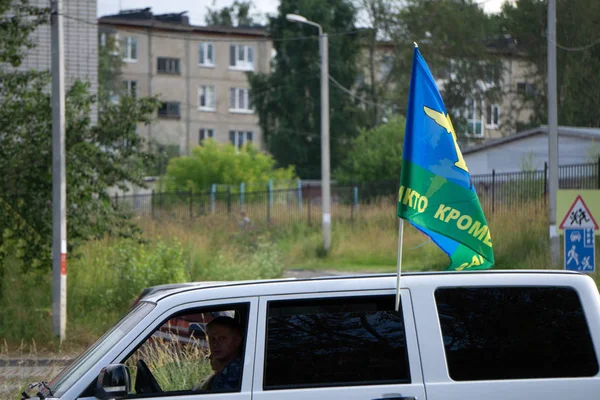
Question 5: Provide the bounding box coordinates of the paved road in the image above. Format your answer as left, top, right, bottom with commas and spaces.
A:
0, 359, 70, 398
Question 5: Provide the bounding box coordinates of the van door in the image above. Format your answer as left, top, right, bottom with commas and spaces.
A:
253, 290, 425, 400
76, 297, 259, 400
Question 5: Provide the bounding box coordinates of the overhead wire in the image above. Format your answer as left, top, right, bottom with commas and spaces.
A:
59, 12, 365, 44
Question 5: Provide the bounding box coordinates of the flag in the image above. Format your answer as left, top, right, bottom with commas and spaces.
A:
397, 46, 494, 271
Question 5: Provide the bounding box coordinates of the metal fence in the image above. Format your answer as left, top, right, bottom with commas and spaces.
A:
114, 161, 600, 224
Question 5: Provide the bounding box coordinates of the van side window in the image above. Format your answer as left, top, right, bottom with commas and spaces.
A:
264, 295, 410, 389
435, 287, 599, 381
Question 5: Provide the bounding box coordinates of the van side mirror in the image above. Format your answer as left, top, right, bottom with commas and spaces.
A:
94, 364, 131, 399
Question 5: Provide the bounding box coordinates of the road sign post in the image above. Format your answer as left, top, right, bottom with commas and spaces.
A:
560, 195, 598, 274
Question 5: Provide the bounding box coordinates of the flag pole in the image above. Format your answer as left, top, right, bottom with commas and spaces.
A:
395, 218, 404, 312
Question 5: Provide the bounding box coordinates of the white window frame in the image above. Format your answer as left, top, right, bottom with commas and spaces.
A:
229, 44, 255, 71
199, 128, 215, 144
229, 88, 253, 113
229, 130, 254, 149
122, 80, 137, 97
465, 98, 484, 138
121, 36, 138, 63
198, 85, 216, 111
486, 103, 500, 129
198, 42, 215, 67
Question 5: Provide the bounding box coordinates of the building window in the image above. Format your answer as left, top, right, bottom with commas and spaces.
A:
229, 88, 252, 112
198, 85, 216, 111
465, 98, 483, 137
199, 42, 214, 66
100, 32, 106, 47
517, 82, 538, 96
486, 103, 500, 129
122, 80, 137, 97
199, 128, 214, 144
157, 57, 181, 75
158, 101, 181, 119
121, 36, 137, 62
229, 44, 254, 71
229, 130, 254, 148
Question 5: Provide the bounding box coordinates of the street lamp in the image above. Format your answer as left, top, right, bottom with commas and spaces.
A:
286, 13, 331, 252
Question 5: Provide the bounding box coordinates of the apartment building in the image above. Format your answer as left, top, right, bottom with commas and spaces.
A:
10, 0, 98, 119
359, 36, 537, 143
98, 8, 272, 156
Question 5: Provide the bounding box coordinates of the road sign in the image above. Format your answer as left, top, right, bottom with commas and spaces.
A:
564, 227, 595, 273
559, 195, 599, 230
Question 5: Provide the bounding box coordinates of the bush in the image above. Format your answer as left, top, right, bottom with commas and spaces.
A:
199, 237, 284, 282
69, 238, 188, 333
334, 116, 406, 184
163, 140, 296, 192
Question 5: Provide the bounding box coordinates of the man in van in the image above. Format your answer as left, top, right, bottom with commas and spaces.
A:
193, 316, 243, 392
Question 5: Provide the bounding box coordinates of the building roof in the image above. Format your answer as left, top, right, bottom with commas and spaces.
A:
98, 7, 268, 38
463, 126, 600, 155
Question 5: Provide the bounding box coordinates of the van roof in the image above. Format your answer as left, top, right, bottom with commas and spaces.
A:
143, 270, 588, 305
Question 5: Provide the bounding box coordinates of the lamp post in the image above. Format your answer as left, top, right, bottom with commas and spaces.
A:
286, 13, 331, 251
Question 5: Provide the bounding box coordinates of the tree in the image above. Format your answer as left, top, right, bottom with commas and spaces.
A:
0, 2, 161, 273
98, 32, 124, 106
249, 0, 366, 179
334, 116, 405, 184
205, 0, 259, 27
391, 0, 504, 140
500, 0, 600, 128
353, 0, 401, 127
0, 0, 47, 66
163, 140, 296, 192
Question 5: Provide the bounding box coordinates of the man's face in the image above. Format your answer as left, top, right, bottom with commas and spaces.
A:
207, 324, 241, 363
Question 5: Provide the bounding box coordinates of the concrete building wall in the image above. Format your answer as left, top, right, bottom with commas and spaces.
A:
99, 19, 271, 156
465, 134, 598, 174
13, 0, 98, 120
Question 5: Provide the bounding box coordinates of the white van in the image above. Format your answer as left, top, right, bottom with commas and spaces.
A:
29, 271, 600, 400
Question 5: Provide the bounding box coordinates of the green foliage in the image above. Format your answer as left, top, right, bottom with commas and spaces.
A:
0, 72, 161, 273
395, 0, 503, 135
69, 238, 188, 322
205, 0, 259, 27
201, 237, 284, 281
0, 3, 162, 277
98, 32, 124, 106
335, 116, 406, 183
500, 0, 600, 128
249, 0, 366, 179
163, 140, 296, 192
0, 0, 48, 67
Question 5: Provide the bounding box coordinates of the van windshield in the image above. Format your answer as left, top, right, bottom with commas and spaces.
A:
45, 302, 155, 397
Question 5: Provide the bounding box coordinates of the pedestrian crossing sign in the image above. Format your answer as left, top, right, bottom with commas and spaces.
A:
559, 195, 599, 230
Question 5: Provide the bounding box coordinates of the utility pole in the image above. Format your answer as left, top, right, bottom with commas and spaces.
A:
285, 14, 331, 252
51, 0, 67, 341
547, 0, 560, 268
320, 32, 331, 252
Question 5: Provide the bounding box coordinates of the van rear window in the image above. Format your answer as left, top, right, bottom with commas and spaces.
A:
435, 286, 599, 381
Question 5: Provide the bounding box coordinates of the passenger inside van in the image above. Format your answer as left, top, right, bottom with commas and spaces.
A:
193, 316, 243, 392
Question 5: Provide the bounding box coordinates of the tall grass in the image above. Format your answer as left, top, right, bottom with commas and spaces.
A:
125, 334, 212, 392
0, 201, 592, 355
